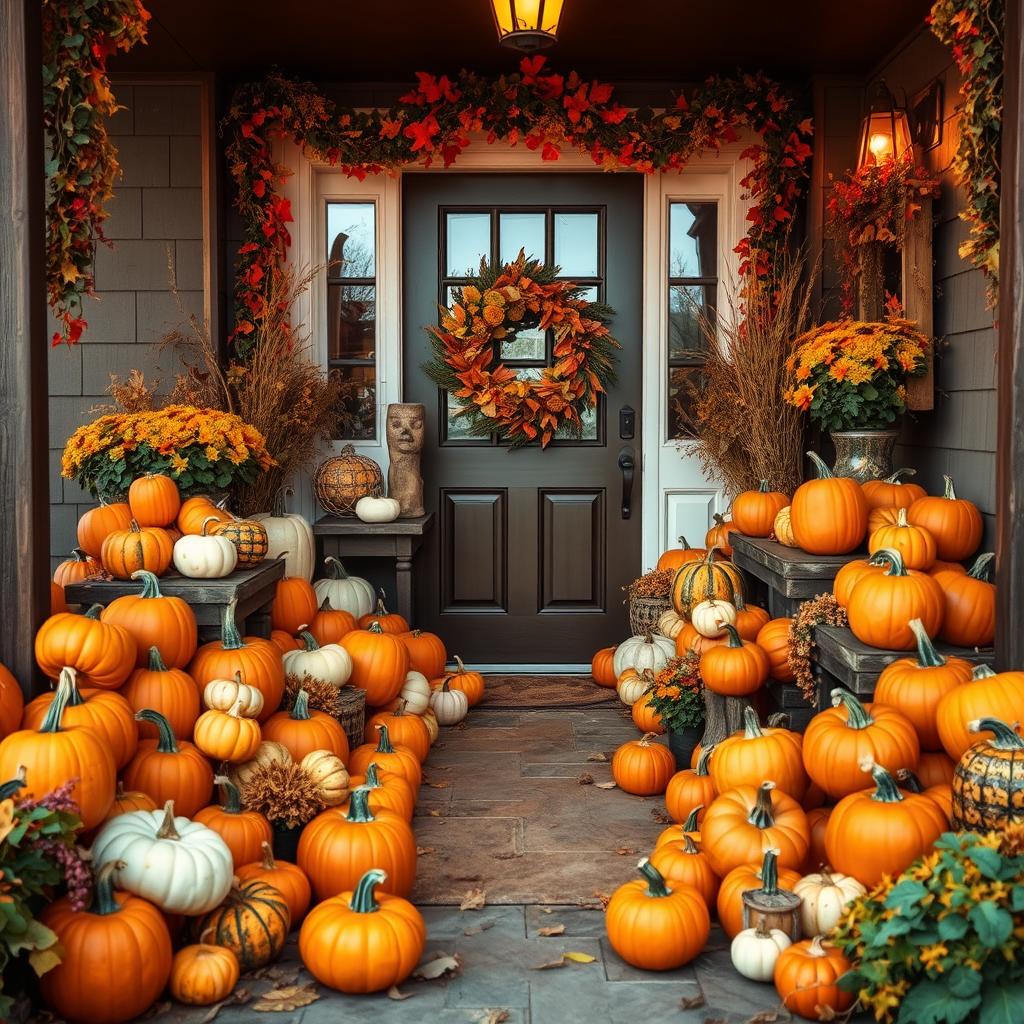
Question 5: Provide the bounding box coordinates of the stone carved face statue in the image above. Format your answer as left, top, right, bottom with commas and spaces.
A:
387, 404, 425, 454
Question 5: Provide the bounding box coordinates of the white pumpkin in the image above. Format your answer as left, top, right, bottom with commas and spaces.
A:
355, 495, 401, 523
399, 670, 432, 716
612, 632, 675, 678
90, 800, 233, 916
421, 708, 440, 745
730, 922, 792, 982
253, 488, 315, 582
227, 740, 293, 790
203, 672, 265, 718
429, 680, 469, 725
617, 669, 653, 707
656, 608, 686, 640
690, 599, 737, 639
313, 555, 375, 619
172, 517, 238, 578
793, 870, 867, 936
300, 749, 349, 806
282, 630, 353, 686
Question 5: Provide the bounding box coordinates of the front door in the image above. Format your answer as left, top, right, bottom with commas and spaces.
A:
403, 173, 643, 666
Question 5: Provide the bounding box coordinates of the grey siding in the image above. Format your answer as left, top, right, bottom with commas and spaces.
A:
48, 83, 204, 571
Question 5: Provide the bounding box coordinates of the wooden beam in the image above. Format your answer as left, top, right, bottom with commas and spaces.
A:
996, 0, 1023, 670
0, 0, 48, 696
904, 195, 935, 411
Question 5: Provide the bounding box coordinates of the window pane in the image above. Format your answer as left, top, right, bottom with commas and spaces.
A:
446, 213, 491, 275
327, 203, 375, 278
554, 212, 598, 277
445, 391, 481, 441
499, 211, 546, 265
668, 365, 702, 440
328, 284, 375, 359
501, 326, 546, 361
555, 399, 599, 441
576, 286, 599, 302
668, 284, 716, 358
669, 202, 717, 278
332, 367, 376, 441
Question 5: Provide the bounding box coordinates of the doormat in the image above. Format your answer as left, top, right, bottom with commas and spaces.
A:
479, 675, 617, 709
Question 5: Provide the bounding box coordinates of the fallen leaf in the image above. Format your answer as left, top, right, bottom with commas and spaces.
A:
475, 1011, 510, 1024
460, 887, 487, 911
563, 951, 597, 963
813, 1009, 836, 1022
650, 807, 672, 824
197, 1002, 227, 1024
463, 918, 496, 936
577, 772, 594, 785
592, 890, 612, 908
539, 906, 553, 914
595, 781, 617, 790
427, 781, 450, 789
586, 752, 608, 762
745, 1012, 781, 1023
251, 984, 319, 1012
387, 986, 413, 1001
417, 846, 436, 855
615, 846, 636, 856
413, 954, 461, 980
531, 958, 567, 970
537, 924, 565, 936
429, 809, 442, 817
197, 991, 249, 1024
680, 993, 705, 1009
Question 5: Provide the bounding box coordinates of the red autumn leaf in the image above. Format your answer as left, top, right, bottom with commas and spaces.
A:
589, 81, 614, 105
404, 115, 440, 152
541, 142, 561, 162
520, 56, 547, 81
564, 84, 590, 124
252, 179, 266, 198
599, 105, 629, 125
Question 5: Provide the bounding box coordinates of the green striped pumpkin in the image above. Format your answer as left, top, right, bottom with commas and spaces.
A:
671, 549, 745, 617
952, 717, 1024, 831
190, 879, 290, 970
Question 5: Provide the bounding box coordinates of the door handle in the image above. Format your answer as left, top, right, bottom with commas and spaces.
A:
617, 447, 635, 520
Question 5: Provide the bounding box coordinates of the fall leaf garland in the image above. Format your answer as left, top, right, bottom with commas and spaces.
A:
43, 0, 150, 346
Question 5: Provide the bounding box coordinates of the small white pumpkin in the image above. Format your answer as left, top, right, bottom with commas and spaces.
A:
617, 668, 654, 707
656, 608, 686, 640
282, 630, 353, 687
612, 632, 675, 678
300, 749, 349, 806
429, 679, 469, 726
793, 869, 867, 936
355, 495, 401, 523
313, 556, 375, 619
421, 708, 440, 745
172, 517, 238, 579
203, 671, 265, 718
90, 800, 233, 916
399, 670, 432, 716
253, 488, 315, 582
730, 921, 792, 982
690, 599, 737, 639
227, 740, 293, 790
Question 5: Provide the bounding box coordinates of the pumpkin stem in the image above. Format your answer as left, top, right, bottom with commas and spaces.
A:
199, 515, 221, 537
365, 762, 383, 788
271, 486, 293, 518
59, 666, 87, 708
969, 717, 1024, 750
638, 731, 658, 747
741, 706, 765, 739
636, 858, 671, 898
682, 805, 703, 832
319, 595, 334, 612
695, 746, 713, 776
720, 623, 744, 649
130, 569, 164, 599
454, 655, 466, 674
147, 646, 170, 672
808, 935, 829, 957
830, 688, 875, 730
966, 552, 996, 581
0, 766, 27, 801
713, 512, 728, 527
368, 622, 385, 636
221, 598, 244, 651
884, 467, 917, 483
88, 860, 127, 917
747, 782, 777, 829
862, 759, 904, 804
345, 785, 375, 823
84, 603, 104, 621
259, 841, 277, 870
156, 799, 182, 840
766, 712, 790, 728
394, 699, 408, 717
895, 507, 910, 527
806, 451, 835, 479
135, 709, 180, 753
972, 664, 997, 681
895, 768, 924, 793
291, 689, 312, 721
757, 480, 771, 493
942, 475, 957, 501
350, 868, 388, 913
39, 669, 76, 733
70, 547, 90, 562
677, 535, 692, 549
867, 547, 907, 577
299, 630, 321, 652
213, 774, 244, 813
375, 589, 389, 615
681, 834, 700, 856
375, 722, 394, 753
324, 556, 350, 580
907, 619, 946, 668
758, 848, 780, 895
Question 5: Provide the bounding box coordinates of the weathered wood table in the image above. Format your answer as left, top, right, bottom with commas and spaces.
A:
313, 513, 434, 625
64, 559, 284, 642
731, 534, 862, 618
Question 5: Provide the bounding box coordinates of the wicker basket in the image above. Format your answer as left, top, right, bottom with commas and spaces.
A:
335, 685, 366, 750
314, 445, 384, 516
629, 595, 672, 636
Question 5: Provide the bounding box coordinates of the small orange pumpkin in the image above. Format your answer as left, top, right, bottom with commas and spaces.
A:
665, 748, 716, 826
700, 624, 769, 697
656, 536, 708, 571
755, 617, 795, 682
790, 452, 868, 555
76, 499, 133, 559
932, 551, 995, 648
128, 473, 182, 528
868, 506, 937, 570
591, 645, 618, 688
358, 590, 410, 634
861, 467, 927, 510
237, 841, 312, 926
194, 776, 273, 868
101, 520, 174, 579
262, 689, 350, 764
732, 481, 791, 538
434, 655, 485, 706
611, 732, 676, 795
907, 474, 983, 562
773, 936, 855, 1020
705, 513, 737, 557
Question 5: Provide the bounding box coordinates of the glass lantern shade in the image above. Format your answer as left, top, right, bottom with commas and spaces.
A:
857, 81, 912, 169
490, 0, 564, 51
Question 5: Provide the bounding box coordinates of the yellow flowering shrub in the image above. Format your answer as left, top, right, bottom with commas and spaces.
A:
783, 316, 929, 431
61, 405, 275, 498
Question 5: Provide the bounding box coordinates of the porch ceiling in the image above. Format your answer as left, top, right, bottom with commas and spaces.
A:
117, 0, 932, 82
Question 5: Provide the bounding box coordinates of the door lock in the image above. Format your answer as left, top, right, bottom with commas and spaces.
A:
618, 405, 635, 440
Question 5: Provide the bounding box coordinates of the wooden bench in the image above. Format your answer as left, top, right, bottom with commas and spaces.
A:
64, 559, 285, 643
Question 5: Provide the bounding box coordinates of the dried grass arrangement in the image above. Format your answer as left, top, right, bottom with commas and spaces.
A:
283, 673, 343, 718
622, 568, 675, 601
239, 759, 325, 829
674, 250, 817, 496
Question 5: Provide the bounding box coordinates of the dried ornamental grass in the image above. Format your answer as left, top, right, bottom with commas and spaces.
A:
283, 674, 343, 718
622, 568, 676, 601
239, 760, 325, 829
788, 593, 848, 704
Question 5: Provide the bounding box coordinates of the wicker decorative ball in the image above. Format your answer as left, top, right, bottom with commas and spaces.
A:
314, 445, 385, 516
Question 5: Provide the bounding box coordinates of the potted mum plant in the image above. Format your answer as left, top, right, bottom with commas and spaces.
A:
647, 652, 706, 769
783, 315, 929, 481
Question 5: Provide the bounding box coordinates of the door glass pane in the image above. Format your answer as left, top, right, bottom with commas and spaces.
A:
327, 203, 375, 277
501, 326, 546, 361
328, 284, 375, 359
669, 202, 717, 278
576, 286, 599, 302
446, 213, 491, 275
333, 367, 376, 441
668, 284, 715, 358
555, 399, 599, 441
499, 211, 546, 264
445, 391, 481, 441
554, 212, 598, 277
668, 365, 702, 440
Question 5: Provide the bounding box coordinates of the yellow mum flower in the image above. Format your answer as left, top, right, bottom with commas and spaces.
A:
169, 453, 189, 474
462, 285, 481, 303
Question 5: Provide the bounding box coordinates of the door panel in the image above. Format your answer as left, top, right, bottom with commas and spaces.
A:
403, 173, 643, 665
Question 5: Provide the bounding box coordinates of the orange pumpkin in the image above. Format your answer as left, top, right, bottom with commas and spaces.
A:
103, 781, 158, 822
168, 939, 240, 1007
363, 700, 430, 761
648, 834, 718, 906
35, 604, 136, 690
348, 723, 422, 789
790, 452, 868, 555
50, 580, 67, 615
270, 572, 319, 635
699, 624, 769, 697
100, 520, 174, 579
773, 937, 855, 1020
710, 706, 807, 801
307, 596, 357, 646
868, 506, 937, 570
237, 841, 312, 926
846, 548, 945, 650
128, 473, 182, 528
344, 762, 417, 821
802, 688, 920, 799
0, 663, 24, 740
611, 731, 676, 795
656, 536, 708, 571
209, 515, 270, 566
675, 623, 728, 656
177, 496, 232, 535
655, 805, 703, 848
861, 467, 927, 510
271, 629, 302, 653
101, 570, 198, 668
755, 617, 795, 682
907, 474, 983, 562
435, 655, 485, 706
732, 481, 790, 538
832, 557, 883, 608
340, 624, 410, 706
936, 664, 1024, 760
122, 646, 200, 741
929, 558, 967, 577
803, 806, 831, 873
53, 547, 102, 590
591, 645, 618, 688
262, 689, 350, 763
194, 776, 273, 868
873, 618, 972, 751
717, 850, 803, 939
193, 698, 263, 763
671, 549, 745, 616
932, 551, 995, 648
77, 500, 133, 559
733, 592, 770, 641
631, 688, 664, 734
704, 513, 737, 558
914, 750, 956, 788
665, 747, 716, 825
399, 629, 447, 680
867, 505, 902, 535
358, 591, 410, 634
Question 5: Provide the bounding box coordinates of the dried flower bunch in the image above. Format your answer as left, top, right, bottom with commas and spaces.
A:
788, 594, 848, 703
239, 760, 325, 829
623, 568, 676, 601
283, 674, 344, 718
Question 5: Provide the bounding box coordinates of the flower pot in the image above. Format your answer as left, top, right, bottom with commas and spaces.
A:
668, 726, 703, 770
272, 822, 303, 861
830, 429, 898, 482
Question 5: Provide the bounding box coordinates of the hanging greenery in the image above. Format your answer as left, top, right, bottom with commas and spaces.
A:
43, 0, 150, 346
929, 0, 1004, 302
222, 59, 813, 356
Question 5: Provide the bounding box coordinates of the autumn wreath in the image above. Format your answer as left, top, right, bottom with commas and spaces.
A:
425, 251, 619, 447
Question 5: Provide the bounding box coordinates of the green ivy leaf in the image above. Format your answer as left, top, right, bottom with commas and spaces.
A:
965, 844, 1004, 879
979, 984, 1024, 1024
938, 913, 970, 941
885, 879, 929, 916
969, 901, 1013, 948
899, 979, 975, 1024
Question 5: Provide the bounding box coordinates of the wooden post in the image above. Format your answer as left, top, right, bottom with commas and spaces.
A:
0, 0, 48, 696
903, 196, 935, 411
997, 0, 1024, 671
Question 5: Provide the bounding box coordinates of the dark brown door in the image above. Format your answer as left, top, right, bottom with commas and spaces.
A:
403, 173, 642, 666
